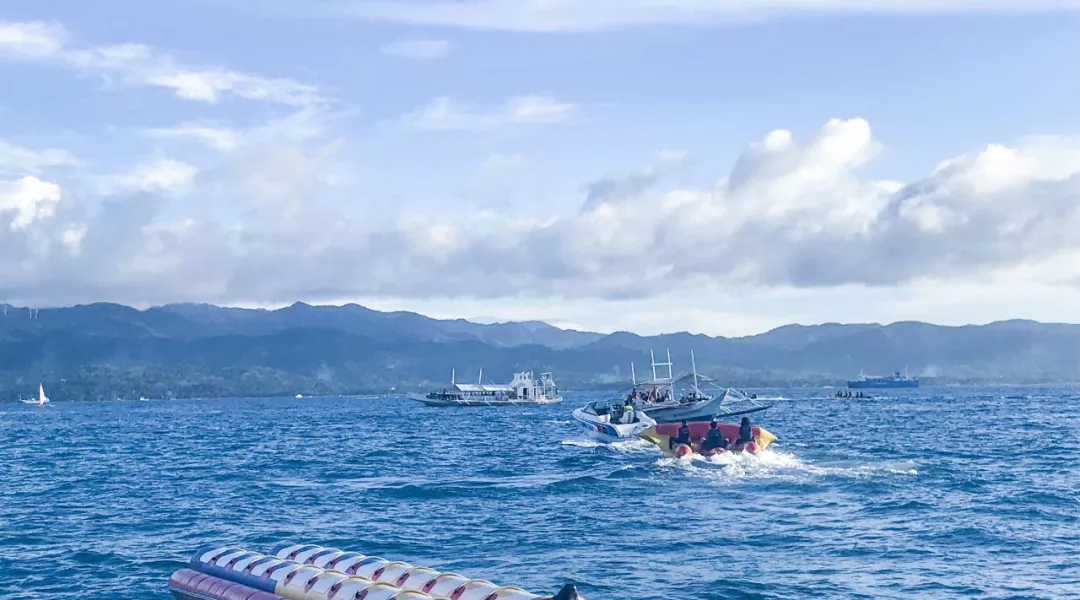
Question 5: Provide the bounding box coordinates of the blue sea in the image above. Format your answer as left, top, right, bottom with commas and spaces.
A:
2, 387, 1078, 599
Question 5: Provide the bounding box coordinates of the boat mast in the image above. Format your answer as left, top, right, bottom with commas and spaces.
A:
690, 349, 700, 396
451, 368, 455, 385
649, 348, 675, 399
478, 368, 483, 385
631, 362, 637, 386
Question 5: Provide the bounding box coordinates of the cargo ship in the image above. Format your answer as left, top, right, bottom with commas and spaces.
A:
847, 370, 919, 389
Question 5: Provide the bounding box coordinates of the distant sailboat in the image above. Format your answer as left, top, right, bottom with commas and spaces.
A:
21, 384, 49, 406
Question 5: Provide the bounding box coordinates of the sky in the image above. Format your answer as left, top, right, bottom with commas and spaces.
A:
2, 1, 1080, 336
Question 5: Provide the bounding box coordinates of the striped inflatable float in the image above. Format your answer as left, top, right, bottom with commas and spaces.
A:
168, 543, 582, 600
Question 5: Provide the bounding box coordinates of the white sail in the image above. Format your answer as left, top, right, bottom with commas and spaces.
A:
38, 384, 49, 406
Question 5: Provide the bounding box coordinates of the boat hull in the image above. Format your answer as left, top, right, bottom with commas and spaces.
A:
639, 395, 732, 423
638, 421, 777, 457
410, 393, 563, 407
572, 408, 654, 441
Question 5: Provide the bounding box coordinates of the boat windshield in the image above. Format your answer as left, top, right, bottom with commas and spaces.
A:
583, 401, 613, 415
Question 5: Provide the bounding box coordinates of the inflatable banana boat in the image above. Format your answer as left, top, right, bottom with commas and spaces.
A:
169, 543, 583, 600
638, 421, 777, 458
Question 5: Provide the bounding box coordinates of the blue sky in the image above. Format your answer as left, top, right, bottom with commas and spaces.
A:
3, 1, 1080, 335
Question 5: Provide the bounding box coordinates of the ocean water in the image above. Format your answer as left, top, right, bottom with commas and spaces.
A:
1, 387, 1078, 600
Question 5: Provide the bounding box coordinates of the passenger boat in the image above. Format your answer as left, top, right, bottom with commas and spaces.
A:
410, 369, 562, 406
571, 400, 657, 441
626, 350, 770, 423
847, 369, 919, 389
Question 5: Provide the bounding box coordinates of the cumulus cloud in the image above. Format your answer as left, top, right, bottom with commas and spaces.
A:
379, 38, 451, 60
408, 95, 576, 131
324, 0, 1080, 31
4, 117, 1080, 308
0, 20, 323, 106
0, 176, 62, 230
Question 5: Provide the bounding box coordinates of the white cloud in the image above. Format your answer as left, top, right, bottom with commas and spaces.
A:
0, 176, 62, 230
408, 95, 576, 131
145, 124, 241, 151
326, 0, 1080, 31
0, 20, 67, 58
96, 158, 198, 196
0, 20, 323, 106
144, 108, 331, 152
4, 117, 1080, 328
379, 38, 451, 60
0, 139, 80, 175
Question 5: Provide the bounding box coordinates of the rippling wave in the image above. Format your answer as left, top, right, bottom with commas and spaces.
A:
2, 387, 1078, 599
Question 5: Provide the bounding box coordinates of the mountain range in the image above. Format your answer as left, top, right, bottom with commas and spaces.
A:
2, 302, 1079, 400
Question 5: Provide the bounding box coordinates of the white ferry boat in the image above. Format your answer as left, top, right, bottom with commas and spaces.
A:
410, 369, 563, 406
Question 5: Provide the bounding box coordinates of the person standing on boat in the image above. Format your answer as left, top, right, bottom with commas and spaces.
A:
621, 398, 636, 424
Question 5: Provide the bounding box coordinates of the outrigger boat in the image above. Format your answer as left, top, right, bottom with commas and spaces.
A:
626, 350, 770, 423
571, 400, 657, 442
410, 369, 562, 406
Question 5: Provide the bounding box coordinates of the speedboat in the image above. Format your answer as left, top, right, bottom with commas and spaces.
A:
411, 369, 562, 406
572, 400, 657, 442
638, 420, 777, 458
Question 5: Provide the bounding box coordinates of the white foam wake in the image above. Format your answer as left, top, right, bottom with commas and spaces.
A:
561, 436, 656, 454
657, 448, 918, 481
